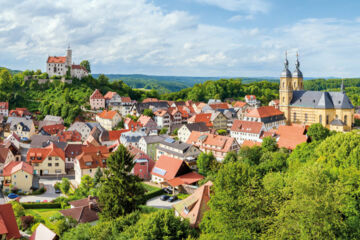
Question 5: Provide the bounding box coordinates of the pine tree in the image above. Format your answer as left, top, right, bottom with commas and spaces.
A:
98, 145, 145, 219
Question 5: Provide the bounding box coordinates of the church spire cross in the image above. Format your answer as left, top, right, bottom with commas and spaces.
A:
296, 51, 300, 69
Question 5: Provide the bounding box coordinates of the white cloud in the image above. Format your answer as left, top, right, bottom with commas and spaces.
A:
194, 0, 270, 13
228, 14, 254, 22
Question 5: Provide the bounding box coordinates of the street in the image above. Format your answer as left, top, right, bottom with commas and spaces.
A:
146, 196, 180, 209
19, 179, 63, 203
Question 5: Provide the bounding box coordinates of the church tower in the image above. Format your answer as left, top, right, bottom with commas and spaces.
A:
292, 52, 303, 90
279, 51, 293, 124
66, 44, 72, 68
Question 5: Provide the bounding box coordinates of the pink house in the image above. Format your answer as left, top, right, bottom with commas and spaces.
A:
90, 89, 105, 110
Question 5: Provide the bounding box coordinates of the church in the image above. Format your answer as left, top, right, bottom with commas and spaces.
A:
46, 46, 89, 79
279, 53, 355, 132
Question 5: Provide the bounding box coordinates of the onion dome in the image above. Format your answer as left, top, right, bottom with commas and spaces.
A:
293, 52, 303, 78
281, 51, 292, 78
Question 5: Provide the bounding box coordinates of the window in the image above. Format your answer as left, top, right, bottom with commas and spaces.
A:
48, 163, 52, 167
283, 81, 285, 88
48, 157, 52, 160
25, 175, 28, 179
344, 115, 348, 125
305, 113, 308, 122
55, 163, 59, 167
326, 115, 329, 125
319, 115, 322, 124
293, 112, 296, 121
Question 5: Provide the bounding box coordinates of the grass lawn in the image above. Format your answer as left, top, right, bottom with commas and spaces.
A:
177, 193, 190, 200
142, 183, 161, 193
25, 208, 65, 230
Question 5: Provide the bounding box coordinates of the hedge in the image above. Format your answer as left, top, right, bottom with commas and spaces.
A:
143, 189, 164, 202
21, 203, 61, 209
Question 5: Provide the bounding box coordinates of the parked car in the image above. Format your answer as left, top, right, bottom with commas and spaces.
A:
7, 193, 19, 199
168, 196, 178, 202
162, 188, 172, 194
55, 189, 61, 194
160, 195, 170, 201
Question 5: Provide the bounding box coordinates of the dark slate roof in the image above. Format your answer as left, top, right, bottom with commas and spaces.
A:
134, 102, 169, 113
183, 122, 209, 132
330, 119, 345, 126
160, 139, 192, 151
290, 90, 354, 109
141, 135, 168, 144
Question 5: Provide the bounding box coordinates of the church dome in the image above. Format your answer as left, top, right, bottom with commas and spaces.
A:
293, 69, 303, 78
281, 69, 292, 78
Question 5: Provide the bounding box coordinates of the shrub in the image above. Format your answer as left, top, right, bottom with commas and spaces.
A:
11, 201, 25, 218
20, 216, 34, 230
32, 187, 46, 195
21, 202, 61, 209
11, 186, 19, 194
143, 189, 164, 202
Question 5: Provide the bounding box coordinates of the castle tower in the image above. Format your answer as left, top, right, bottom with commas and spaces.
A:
292, 52, 303, 90
66, 44, 72, 68
279, 51, 293, 124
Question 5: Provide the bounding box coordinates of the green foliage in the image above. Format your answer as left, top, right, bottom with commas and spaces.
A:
80, 60, 91, 73
60, 178, 70, 194
172, 128, 179, 136
11, 201, 25, 218
99, 145, 145, 219
143, 108, 154, 117
307, 123, 331, 141
51, 214, 78, 236
261, 136, 278, 152
216, 129, 227, 135
62, 223, 92, 240
159, 127, 168, 135
21, 203, 61, 209
197, 152, 216, 176
93, 167, 103, 186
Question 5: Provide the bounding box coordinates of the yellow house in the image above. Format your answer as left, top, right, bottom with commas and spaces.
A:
3, 161, 34, 193
27, 143, 66, 175
9, 118, 35, 140
211, 112, 228, 130
279, 52, 354, 132
95, 110, 121, 130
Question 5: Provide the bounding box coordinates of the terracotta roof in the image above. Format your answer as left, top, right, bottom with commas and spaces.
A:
76, 145, 109, 170
187, 113, 212, 127
97, 110, 118, 120
71, 64, 87, 72
231, 120, 263, 134
246, 106, 284, 118
172, 181, 213, 228
57, 130, 82, 142
68, 196, 98, 208
245, 95, 256, 100
137, 115, 152, 126
64, 144, 83, 159
104, 91, 116, 100
151, 156, 187, 181
167, 172, 204, 187
9, 108, 31, 117
276, 124, 309, 150
47, 56, 66, 63
59, 206, 99, 223
209, 103, 230, 110
154, 109, 168, 117
355, 114, 360, 120
29, 223, 57, 240
0, 148, 9, 164
142, 98, 159, 103
3, 161, 33, 176
90, 89, 104, 100
108, 130, 130, 141
0, 102, 8, 109
27, 143, 65, 163
270, 99, 280, 104
0, 203, 21, 239
187, 131, 236, 153
242, 140, 262, 147
41, 124, 65, 135
233, 101, 247, 108
120, 97, 131, 102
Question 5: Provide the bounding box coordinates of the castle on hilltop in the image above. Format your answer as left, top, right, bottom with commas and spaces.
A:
46, 46, 88, 79
279, 52, 355, 132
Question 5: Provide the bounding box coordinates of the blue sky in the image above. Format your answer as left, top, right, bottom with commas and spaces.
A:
1, 0, 360, 77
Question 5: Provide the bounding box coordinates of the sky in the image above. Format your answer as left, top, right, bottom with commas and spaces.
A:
1, 0, 360, 77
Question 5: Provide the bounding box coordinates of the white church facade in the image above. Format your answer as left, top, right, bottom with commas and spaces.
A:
46, 47, 88, 79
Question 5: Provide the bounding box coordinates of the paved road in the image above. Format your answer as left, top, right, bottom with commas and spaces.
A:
146, 196, 180, 209
19, 179, 63, 203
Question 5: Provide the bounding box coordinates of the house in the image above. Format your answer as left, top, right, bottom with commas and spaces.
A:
101, 129, 130, 146
131, 102, 169, 116
0, 102, 9, 116
27, 143, 66, 175
96, 110, 121, 130
138, 135, 169, 160
209, 102, 230, 110
230, 120, 266, 145
245, 95, 260, 107
178, 122, 210, 142
137, 115, 157, 130
57, 130, 82, 143
244, 106, 286, 130
4, 132, 21, 150
0, 147, 16, 177
105, 92, 134, 116
0, 203, 21, 239
74, 145, 109, 185
187, 113, 212, 128
151, 155, 204, 190
9, 108, 31, 118
276, 124, 310, 150
39, 124, 65, 135
210, 112, 228, 130
124, 118, 142, 131
269, 99, 280, 109
64, 144, 83, 172
90, 89, 105, 110
233, 101, 249, 120
173, 181, 213, 228
3, 161, 34, 193
156, 137, 201, 169
128, 146, 155, 180
8, 117, 35, 140
60, 196, 100, 224
187, 131, 240, 162
119, 129, 147, 148
30, 223, 58, 240
68, 122, 93, 141
142, 98, 159, 103
154, 109, 171, 129
168, 108, 183, 126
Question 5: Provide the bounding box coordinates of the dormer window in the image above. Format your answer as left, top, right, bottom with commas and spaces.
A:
85, 162, 92, 166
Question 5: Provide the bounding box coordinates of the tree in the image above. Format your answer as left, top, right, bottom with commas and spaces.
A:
80, 60, 91, 73
62, 223, 91, 240
172, 128, 179, 136
60, 178, 70, 194
307, 123, 331, 141
159, 127, 168, 135
98, 145, 145, 219
75, 175, 95, 198
197, 152, 216, 176
261, 136, 278, 152
142, 108, 154, 117
93, 167, 103, 185
223, 151, 238, 164
216, 129, 227, 135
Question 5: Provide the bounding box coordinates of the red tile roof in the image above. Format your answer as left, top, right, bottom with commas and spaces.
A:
242, 140, 262, 147
9, 108, 31, 117
57, 130, 82, 142
209, 103, 230, 110
167, 172, 204, 187
47, 56, 66, 63
97, 110, 119, 120
154, 109, 169, 117
59, 205, 99, 223
76, 145, 110, 170
355, 114, 360, 120
245, 95, 256, 100
71, 65, 87, 72
104, 91, 116, 100
90, 89, 104, 100
233, 101, 247, 108
187, 131, 237, 153
41, 124, 65, 135
0, 203, 21, 239
27, 143, 65, 163
276, 124, 309, 150
3, 161, 33, 176
143, 98, 159, 103
0, 102, 8, 110
151, 156, 186, 181
187, 113, 212, 127
137, 115, 152, 126
231, 120, 263, 134
246, 106, 284, 118
108, 129, 130, 141
120, 97, 131, 102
